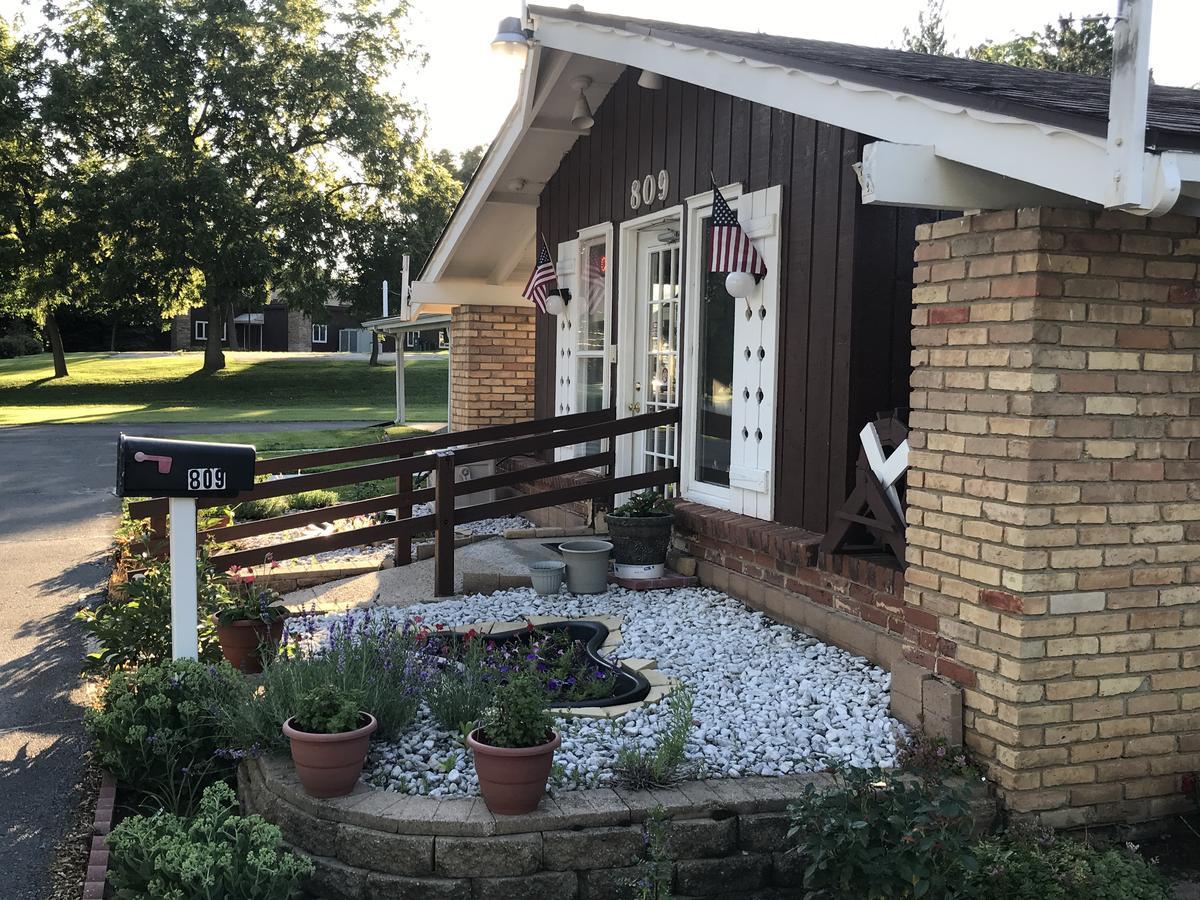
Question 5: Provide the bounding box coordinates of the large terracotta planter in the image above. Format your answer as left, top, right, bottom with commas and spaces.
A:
215, 617, 284, 673
283, 713, 378, 798
467, 728, 561, 815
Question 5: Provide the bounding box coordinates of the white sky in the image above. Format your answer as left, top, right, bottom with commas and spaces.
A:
5, 0, 1198, 155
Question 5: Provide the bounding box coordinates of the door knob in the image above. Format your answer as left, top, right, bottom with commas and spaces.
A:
628, 401, 642, 414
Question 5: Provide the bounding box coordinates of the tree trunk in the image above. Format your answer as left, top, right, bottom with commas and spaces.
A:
369, 331, 380, 366
226, 303, 241, 350
202, 295, 225, 372
45, 310, 68, 378
110, 320, 118, 352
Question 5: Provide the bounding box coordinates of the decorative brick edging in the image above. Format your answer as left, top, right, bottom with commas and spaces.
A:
240, 756, 994, 900
82, 773, 117, 900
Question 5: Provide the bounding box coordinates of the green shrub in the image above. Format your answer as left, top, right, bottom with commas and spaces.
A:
107, 781, 313, 900
896, 732, 977, 780
78, 552, 229, 673
961, 825, 1171, 900
787, 763, 977, 899
0, 333, 42, 358
227, 611, 426, 749
479, 673, 553, 749
424, 634, 495, 733
291, 684, 364, 734
614, 684, 695, 790
287, 489, 338, 511
610, 489, 673, 517
86, 659, 249, 815
235, 495, 290, 521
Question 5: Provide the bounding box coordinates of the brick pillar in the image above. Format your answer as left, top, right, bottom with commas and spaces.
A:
170, 315, 192, 349
449, 305, 535, 431
908, 207, 1200, 827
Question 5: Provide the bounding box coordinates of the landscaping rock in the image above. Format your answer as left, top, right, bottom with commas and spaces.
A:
663, 815, 737, 859
542, 825, 644, 870
335, 824, 432, 876
471, 871, 579, 900
674, 853, 770, 896
432, 833, 542, 878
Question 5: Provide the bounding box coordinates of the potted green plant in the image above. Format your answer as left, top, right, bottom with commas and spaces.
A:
215, 565, 288, 673
282, 684, 377, 798
605, 490, 675, 578
467, 674, 560, 815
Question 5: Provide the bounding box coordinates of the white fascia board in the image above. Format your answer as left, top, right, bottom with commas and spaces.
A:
532, 16, 1190, 216
858, 142, 1093, 211
411, 279, 533, 308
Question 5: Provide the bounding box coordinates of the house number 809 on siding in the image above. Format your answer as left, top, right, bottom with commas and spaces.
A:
630, 171, 669, 209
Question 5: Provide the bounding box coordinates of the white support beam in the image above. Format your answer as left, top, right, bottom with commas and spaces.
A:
411, 279, 532, 307
1106, 0, 1153, 208
488, 237, 535, 285
487, 191, 541, 206
857, 143, 1092, 212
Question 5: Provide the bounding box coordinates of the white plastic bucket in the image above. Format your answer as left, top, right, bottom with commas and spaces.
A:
529, 561, 566, 595
558, 539, 613, 594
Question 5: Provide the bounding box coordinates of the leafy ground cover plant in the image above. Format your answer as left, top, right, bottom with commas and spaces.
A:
895, 732, 977, 780
478, 673, 554, 748
623, 805, 674, 900
78, 551, 229, 673
290, 684, 366, 734
106, 781, 313, 900
959, 825, 1171, 900
615, 683, 696, 790
787, 762, 977, 899
228, 608, 427, 749
85, 659, 249, 815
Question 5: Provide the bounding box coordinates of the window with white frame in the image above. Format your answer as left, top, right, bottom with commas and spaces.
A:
195, 320, 208, 341
555, 226, 612, 460
405, 330, 418, 349
681, 185, 781, 520
312, 323, 328, 344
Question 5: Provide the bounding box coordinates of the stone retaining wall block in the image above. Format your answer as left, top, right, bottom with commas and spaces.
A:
471, 870, 580, 900
433, 832, 542, 878
335, 824, 433, 876
542, 825, 644, 870
663, 815, 738, 858
673, 853, 771, 896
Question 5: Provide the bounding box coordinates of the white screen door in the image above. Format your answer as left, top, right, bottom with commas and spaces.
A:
629, 226, 681, 482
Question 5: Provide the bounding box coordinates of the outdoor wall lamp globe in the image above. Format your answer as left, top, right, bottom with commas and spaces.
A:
544, 289, 570, 317
725, 271, 758, 299
491, 16, 530, 61
570, 76, 595, 131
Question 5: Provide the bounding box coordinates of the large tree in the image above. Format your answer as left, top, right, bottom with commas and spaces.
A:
44, 0, 425, 372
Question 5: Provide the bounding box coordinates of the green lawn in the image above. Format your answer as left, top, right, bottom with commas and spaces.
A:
0, 351, 447, 426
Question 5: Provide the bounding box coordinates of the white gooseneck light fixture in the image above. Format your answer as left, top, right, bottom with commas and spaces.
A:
570, 76, 595, 131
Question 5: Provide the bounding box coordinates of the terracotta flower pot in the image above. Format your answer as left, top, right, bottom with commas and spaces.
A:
215, 617, 284, 674
283, 713, 378, 798
467, 728, 561, 815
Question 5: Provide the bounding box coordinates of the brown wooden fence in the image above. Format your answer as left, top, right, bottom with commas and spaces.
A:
126, 407, 681, 596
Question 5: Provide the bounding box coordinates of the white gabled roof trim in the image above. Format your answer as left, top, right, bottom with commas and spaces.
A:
531, 14, 1194, 216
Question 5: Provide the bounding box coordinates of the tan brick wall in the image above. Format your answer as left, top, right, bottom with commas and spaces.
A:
908, 207, 1200, 827
449, 305, 535, 431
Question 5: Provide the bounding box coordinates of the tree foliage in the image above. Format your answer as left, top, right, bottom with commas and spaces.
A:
25, 0, 439, 372
901, 0, 948, 56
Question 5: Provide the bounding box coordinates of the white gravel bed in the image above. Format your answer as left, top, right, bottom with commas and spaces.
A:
288, 585, 900, 797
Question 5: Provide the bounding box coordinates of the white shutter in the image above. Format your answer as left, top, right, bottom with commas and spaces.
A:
727, 186, 781, 520
553, 239, 579, 460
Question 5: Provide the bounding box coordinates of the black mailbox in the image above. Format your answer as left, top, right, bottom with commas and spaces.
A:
117, 435, 257, 498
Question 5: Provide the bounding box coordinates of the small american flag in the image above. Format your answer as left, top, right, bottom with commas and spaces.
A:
709, 183, 766, 277
522, 241, 558, 313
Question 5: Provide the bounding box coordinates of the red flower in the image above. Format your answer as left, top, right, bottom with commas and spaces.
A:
434, 623, 445, 631
411, 615, 424, 624
465, 628, 478, 641
525, 620, 534, 632
242, 574, 255, 584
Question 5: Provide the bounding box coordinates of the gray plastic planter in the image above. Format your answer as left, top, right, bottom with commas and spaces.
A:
558, 539, 613, 594
528, 560, 566, 595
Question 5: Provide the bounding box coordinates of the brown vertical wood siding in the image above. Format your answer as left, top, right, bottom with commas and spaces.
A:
535, 68, 934, 534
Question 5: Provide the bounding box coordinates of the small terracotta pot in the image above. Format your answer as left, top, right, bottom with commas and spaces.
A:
283, 713, 378, 798
215, 617, 285, 674
467, 728, 561, 815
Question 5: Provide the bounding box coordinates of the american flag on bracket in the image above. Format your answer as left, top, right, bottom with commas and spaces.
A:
522, 240, 558, 313
708, 183, 767, 277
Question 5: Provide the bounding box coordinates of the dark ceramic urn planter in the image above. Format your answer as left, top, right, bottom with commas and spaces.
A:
283, 713, 377, 798
467, 728, 561, 815
216, 617, 285, 674
606, 513, 673, 578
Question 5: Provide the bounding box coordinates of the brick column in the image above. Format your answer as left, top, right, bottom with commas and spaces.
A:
908, 207, 1200, 827
449, 305, 535, 431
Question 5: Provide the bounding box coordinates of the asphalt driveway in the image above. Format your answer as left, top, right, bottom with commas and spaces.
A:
0, 421, 363, 899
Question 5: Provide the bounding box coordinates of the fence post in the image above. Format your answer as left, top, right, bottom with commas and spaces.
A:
434, 450, 456, 596
147, 505, 169, 560
394, 453, 413, 567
